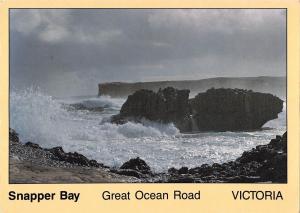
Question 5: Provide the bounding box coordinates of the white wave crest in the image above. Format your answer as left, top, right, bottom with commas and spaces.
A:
263, 101, 286, 129
10, 88, 71, 147
115, 120, 179, 138
10, 88, 179, 148
61, 95, 125, 110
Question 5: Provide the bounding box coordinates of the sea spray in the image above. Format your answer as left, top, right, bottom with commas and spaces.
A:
59, 95, 126, 110
10, 88, 286, 172
10, 88, 71, 148
10, 88, 179, 145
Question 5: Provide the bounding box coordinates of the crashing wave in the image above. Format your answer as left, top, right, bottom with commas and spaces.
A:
10, 88, 179, 148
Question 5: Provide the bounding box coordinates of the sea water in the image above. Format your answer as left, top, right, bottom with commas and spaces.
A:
10, 88, 286, 172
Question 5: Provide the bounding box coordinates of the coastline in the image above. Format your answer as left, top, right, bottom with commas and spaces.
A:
9, 128, 287, 184
9, 129, 140, 183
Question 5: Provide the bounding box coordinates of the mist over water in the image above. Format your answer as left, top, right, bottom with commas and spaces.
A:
10, 88, 286, 172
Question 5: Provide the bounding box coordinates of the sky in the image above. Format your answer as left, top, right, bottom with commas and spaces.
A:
10, 9, 286, 97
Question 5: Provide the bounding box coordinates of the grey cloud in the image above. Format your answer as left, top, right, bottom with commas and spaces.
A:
10, 9, 286, 97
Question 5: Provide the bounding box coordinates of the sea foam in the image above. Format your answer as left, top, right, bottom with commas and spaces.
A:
10, 88, 178, 146
10, 88, 286, 172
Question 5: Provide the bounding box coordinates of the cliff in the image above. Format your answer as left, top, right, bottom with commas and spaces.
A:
98, 76, 286, 98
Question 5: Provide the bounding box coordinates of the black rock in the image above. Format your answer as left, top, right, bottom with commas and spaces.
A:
237, 145, 277, 164
24, 142, 42, 149
89, 160, 99, 167
178, 167, 189, 174
111, 87, 192, 132
190, 88, 283, 131
47, 146, 102, 168
189, 164, 213, 176
120, 157, 151, 174
9, 128, 20, 145
257, 153, 287, 183
114, 169, 145, 178
269, 132, 287, 152
167, 175, 197, 183
165, 132, 287, 183
111, 87, 283, 132
168, 167, 178, 174
47, 147, 65, 159
225, 175, 262, 183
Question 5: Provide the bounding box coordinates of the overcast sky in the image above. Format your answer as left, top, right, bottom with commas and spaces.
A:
10, 9, 286, 97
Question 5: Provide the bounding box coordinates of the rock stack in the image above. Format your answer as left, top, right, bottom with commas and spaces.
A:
190, 88, 283, 131
111, 87, 192, 131
112, 87, 283, 132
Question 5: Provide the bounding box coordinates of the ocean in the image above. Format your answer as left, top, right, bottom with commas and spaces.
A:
10, 88, 286, 172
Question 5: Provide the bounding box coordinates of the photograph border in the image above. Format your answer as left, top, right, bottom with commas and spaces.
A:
0, 1, 299, 212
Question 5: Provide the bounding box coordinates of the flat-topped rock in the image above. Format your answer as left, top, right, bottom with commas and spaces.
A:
112, 87, 283, 132
190, 88, 283, 131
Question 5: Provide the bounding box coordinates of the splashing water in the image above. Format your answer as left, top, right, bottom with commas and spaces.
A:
10, 88, 286, 172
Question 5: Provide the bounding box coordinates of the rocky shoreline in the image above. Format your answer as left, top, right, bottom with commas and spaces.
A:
10, 128, 287, 183
9, 129, 140, 183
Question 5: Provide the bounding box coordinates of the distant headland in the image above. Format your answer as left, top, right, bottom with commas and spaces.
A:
98, 76, 286, 98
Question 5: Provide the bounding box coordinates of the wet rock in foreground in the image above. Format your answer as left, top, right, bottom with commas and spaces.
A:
110, 132, 287, 183
9, 128, 20, 145
9, 129, 139, 183
120, 157, 151, 174
164, 132, 287, 183
111, 157, 153, 179
22, 141, 108, 168
9, 128, 287, 183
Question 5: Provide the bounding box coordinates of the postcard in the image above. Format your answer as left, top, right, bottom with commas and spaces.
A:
0, 0, 299, 212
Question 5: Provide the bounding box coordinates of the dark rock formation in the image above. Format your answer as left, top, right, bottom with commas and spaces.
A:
24, 141, 42, 149
165, 132, 287, 183
112, 87, 283, 132
113, 169, 146, 179
112, 132, 287, 183
9, 128, 20, 145
111, 87, 192, 132
238, 132, 287, 182
20, 139, 108, 168
9, 128, 287, 183
120, 157, 151, 174
9, 129, 140, 183
46, 146, 107, 168
112, 157, 153, 179
190, 88, 283, 131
